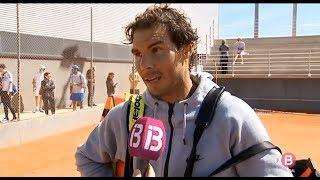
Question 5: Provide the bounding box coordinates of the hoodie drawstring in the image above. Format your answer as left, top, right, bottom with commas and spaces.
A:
153, 102, 187, 145
153, 102, 159, 119
183, 103, 188, 145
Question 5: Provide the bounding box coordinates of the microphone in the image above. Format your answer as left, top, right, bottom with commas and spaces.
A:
128, 117, 166, 161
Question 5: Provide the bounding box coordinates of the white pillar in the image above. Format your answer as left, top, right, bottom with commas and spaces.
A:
292, 3, 297, 37
254, 3, 259, 38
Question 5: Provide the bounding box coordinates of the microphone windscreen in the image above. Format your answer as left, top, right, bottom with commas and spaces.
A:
128, 117, 166, 161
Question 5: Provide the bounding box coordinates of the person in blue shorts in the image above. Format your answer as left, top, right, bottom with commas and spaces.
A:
69, 65, 86, 111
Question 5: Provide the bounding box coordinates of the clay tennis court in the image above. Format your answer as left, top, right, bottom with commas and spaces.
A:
0, 111, 319, 177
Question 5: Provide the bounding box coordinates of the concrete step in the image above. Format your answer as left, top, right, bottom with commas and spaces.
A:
214, 35, 320, 45
212, 36, 320, 57
0, 106, 102, 149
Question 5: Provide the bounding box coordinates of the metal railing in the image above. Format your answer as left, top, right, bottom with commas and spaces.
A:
200, 47, 320, 78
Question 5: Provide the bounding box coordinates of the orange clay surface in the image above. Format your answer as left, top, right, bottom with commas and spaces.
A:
0, 111, 319, 177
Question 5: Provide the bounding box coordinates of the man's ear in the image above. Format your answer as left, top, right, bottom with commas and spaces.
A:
184, 42, 195, 58
178, 42, 195, 62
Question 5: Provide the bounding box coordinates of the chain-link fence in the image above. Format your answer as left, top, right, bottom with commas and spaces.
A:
0, 4, 20, 122
0, 3, 221, 123
0, 3, 160, 123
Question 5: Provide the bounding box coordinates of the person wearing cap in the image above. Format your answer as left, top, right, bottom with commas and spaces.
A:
32, 65, 46, 113
69, 64, 86, 111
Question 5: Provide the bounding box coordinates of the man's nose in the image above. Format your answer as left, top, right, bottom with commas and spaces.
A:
137, 54, 154, 70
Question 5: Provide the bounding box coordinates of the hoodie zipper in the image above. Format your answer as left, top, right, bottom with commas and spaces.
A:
163, 103, 174, 177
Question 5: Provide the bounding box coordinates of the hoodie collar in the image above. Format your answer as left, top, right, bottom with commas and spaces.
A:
143, 72, 218, 115
142, 72, 219, 145
142, 72, 220, 145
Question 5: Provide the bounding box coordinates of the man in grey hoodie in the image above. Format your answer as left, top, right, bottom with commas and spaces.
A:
75, 4, 293, 177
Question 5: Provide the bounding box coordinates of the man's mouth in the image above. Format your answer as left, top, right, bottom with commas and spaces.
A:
145, 76, 161, 83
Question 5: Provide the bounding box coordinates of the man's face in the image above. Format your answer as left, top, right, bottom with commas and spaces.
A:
131, 25, 185, 98
0, 68, 4, 73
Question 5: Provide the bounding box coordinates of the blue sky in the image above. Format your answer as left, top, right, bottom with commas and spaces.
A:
219, 3, 320, 39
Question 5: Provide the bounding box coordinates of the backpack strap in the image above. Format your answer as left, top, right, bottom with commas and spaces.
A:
208, 141, 281, 176
128, 94, 145, 130
124, 94, 145, 177
184, 86, 226, 177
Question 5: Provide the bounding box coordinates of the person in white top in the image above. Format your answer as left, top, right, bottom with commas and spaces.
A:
32, 65, 46, 113
0, 64, 17, 123
234, 38, 246, 65
69, 65, 86, 111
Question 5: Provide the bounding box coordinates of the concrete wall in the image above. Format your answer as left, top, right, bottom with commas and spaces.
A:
218, 78, 320, 113
0, 31, 147, 111
0, 57, 146, 111
0, 107, 102, 149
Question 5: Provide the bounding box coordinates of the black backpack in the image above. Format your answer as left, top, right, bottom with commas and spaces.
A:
125, 86, 319, 177
184, 86, 319, 177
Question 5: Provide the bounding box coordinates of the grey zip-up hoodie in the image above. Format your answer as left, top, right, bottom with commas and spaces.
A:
75, 72, 293, 177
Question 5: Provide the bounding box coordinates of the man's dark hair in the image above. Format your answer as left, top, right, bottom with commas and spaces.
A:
125, 4, 199, 71
0, 64, 6, 69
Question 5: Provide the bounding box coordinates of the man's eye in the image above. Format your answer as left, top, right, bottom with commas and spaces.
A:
151, 47, 162, 54
134, 52, 142, 58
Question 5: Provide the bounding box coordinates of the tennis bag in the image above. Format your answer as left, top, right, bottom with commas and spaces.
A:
123, 86, 319, 177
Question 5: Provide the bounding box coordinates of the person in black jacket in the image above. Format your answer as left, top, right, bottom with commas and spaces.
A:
219, 40, 230, 74
40, 72, 55, 115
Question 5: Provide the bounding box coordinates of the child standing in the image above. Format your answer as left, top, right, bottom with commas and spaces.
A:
40, 72, 55, 115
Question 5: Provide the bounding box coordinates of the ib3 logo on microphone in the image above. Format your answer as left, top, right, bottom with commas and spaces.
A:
128, 117, 166, 161
130, 123, 164, 152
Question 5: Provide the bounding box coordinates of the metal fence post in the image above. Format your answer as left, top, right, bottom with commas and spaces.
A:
205, 34, 208, 62
90, 7, 93, 108
308, 49, 311, 77
16, 3, 21, 120
209, 27, 212, 48
268, 49, 271, 77
232, 52, 235, 77
214, 55, 218, 84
